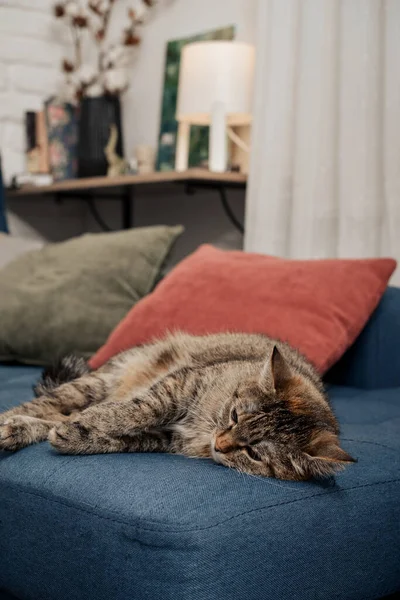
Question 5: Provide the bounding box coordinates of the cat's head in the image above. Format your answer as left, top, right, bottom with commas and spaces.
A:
211, 346, 356, 480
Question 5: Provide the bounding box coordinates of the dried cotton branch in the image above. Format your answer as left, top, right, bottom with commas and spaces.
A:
53, 0, 155, 98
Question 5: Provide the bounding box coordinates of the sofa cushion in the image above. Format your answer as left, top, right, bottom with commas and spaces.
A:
326, 287, 400, 390
90, 245, 396, 372
0, 233, 44, 269
0, 226, 183, 366
0, 365, 399, 600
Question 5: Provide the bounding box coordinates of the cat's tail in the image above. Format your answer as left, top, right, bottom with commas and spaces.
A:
33, 356, 91, 397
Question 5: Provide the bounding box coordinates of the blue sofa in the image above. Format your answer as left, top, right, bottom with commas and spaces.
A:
1, 289, 399, 600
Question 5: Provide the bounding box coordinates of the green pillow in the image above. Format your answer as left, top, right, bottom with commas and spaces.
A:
0, 225, 183, 365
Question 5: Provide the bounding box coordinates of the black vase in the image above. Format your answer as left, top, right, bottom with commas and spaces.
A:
77, 95, 124, 178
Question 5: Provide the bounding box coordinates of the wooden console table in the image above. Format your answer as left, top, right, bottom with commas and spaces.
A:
6, 168, 247, 232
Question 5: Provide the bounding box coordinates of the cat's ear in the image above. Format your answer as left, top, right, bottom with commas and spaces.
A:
260, 346, 292, 392
301, 431, 356, 478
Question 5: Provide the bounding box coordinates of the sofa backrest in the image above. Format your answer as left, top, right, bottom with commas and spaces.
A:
325, 286, 400, 389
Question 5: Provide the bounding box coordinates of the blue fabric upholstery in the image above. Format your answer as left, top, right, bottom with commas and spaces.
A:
0, 591, 18, 600
0, 363, 399, 600
326, 287, 400, 389
0, 162, 8, 233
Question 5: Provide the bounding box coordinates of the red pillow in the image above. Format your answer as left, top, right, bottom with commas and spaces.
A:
90, 245, 396, 373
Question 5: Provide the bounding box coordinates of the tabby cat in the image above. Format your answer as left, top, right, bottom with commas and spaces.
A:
0, 332, 355, 480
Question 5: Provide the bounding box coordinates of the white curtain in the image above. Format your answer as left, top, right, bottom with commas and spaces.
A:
245, 0, 400, 283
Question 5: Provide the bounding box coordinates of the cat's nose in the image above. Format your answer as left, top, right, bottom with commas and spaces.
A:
215, 432, 235, 454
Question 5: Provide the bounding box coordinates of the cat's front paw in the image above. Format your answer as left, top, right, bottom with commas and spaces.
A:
48, 421, 93, 454
0, 415, 43, 451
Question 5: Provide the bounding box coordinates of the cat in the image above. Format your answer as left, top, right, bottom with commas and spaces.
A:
0, 332, 355, 480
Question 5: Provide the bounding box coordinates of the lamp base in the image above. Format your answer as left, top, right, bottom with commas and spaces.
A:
209, 101, 227, 172
175, 122, 190, 172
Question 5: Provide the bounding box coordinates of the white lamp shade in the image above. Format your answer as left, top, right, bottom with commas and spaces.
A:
176, 41, 255, 126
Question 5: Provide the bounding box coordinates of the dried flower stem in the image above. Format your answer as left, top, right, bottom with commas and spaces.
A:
71, 25, 82, 68
54, 0, 154, 99
96, 3, 113, 71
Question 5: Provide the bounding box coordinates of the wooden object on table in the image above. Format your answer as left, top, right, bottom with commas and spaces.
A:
37, 111, 50, 174
230, 125, 251, 175
25, 111, 49, 175
105, 125, 129, 177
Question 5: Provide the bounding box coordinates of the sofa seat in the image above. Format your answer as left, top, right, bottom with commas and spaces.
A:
0, 364, 399, 600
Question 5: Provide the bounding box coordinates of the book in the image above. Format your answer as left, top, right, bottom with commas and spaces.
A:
36, 111, 50, 174
25, 111, 50, 174
44, 98, 78, 181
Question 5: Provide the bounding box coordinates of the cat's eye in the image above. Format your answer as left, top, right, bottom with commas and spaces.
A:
245, 446, 262, 462
230, 408, 238, 424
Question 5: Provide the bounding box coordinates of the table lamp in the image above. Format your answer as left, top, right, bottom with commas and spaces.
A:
175, 41, 255, 173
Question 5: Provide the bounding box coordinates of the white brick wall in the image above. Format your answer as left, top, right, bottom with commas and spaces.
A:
0, 3, 67, 184
1, 1, 56, 11
0, 7, 57, 39
0, 36, 64, 67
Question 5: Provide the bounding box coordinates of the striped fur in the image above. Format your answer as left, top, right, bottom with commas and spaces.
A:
0, 332, 355, 480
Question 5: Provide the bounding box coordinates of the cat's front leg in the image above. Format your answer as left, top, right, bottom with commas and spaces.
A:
48, 384, 176, 455
0, 371, 112, 451
48, 422, 171, 455
0, 415, 60, 451
0, 373, 110, 426
48, 420, 128, 454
